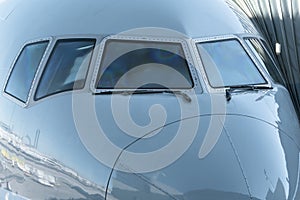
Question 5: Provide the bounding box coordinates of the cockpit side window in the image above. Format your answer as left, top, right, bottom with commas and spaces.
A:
96, 39, 193, 90
245, 38, 285, 85
197, 39, 266, 88
5, 41, 48, 103
35, 39, 95, 100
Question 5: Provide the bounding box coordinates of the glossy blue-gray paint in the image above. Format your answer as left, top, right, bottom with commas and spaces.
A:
0, 0, 299, 200
107, 86, 300, 200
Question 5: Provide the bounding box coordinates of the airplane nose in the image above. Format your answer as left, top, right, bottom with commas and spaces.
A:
105, 115, 252, 200
223, 115, 299, 200
105, 115, 299, 200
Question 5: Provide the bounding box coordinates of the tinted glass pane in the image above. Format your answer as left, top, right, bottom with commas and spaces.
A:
97, 40, 193, 89
35, 39, 95, 100
246, 38, 285, 85
5, 41, 48, 103
197, 40, 266, 87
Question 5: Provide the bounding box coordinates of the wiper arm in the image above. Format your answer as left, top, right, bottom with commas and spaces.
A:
142, 90, 192, 103
95, 89, 192, 102
94, 90, 132, 95
226, 85, 273, 101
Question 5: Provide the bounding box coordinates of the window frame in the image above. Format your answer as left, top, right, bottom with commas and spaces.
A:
243, 37, 286, 86
191, 35, 272, 93
3, 38, 52, 107
91, 35, 199, 94
34, 38, 97, 101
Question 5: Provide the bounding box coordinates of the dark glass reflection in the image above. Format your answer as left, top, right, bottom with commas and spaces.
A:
97, 40, 193, 89
35, 39, 95, 100
246, 38, 285, 85
5, 41, 48, 103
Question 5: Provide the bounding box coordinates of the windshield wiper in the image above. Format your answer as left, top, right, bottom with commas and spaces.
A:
95, 89, 192, 102
225, 85, 273, 101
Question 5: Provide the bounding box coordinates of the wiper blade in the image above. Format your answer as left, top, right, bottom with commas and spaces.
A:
140, 90, 192, 102
227, 85, 272, 90
226, 85, 273, 101
95, 89, 192, 102
94, 90, 131, 95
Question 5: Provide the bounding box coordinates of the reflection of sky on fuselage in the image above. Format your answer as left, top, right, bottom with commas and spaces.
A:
95, 94, 181, 152
0, 0, 20, 21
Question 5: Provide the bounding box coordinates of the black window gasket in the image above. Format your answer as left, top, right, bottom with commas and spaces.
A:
3, 39, 50, 106
192, 35, 272, 92
34, 38, 96, 101
91, 36, 198, 94
244, 37, 286, 86
196, 38, 267, 88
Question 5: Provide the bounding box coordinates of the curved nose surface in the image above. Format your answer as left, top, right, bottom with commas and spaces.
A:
106, 115, 251, 200
106, 115, 299, 200
223, 115, 299, 200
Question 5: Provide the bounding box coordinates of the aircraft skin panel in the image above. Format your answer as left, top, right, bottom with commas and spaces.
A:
0, 0, 299, 200
107, 87, 300, 200
0, 0, 249, 39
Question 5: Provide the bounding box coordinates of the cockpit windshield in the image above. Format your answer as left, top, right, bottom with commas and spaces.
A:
96, 39, 193, 90
197, 39, 266, 88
